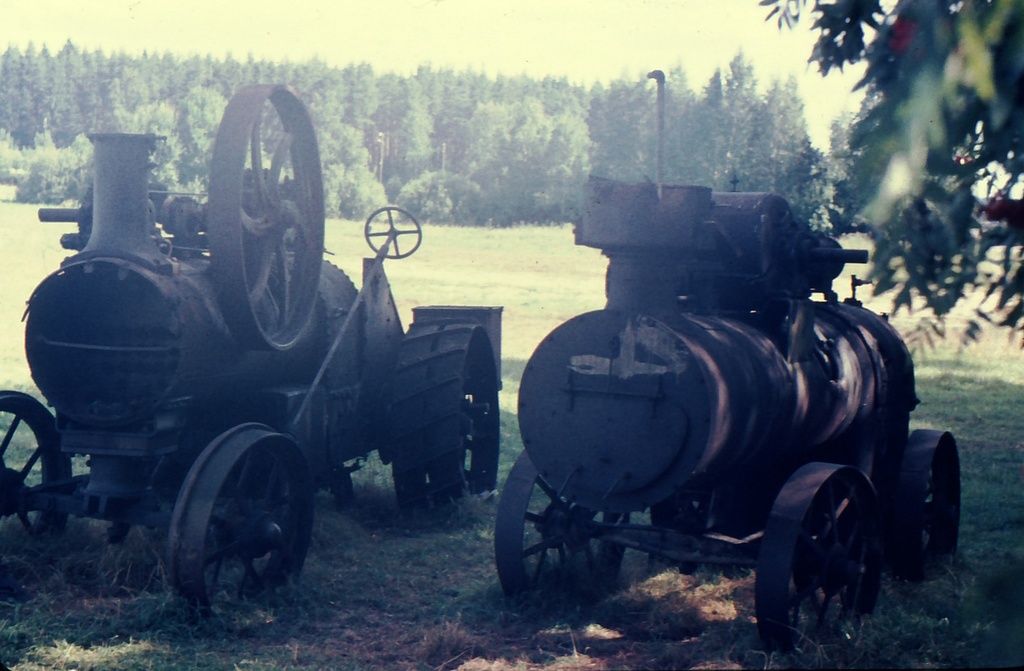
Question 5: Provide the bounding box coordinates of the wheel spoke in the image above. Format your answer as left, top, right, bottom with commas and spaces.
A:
167, 426, 313, 608
836, 506, 861, 548
522, 535, 563, 559
267, 133, 292, 206
0, 393, 70, 535
250, 122, 266, 209
245, 236, 274, 301
1, 415, 21, 458
239, 561, 263, 598
276, 240, 291, 321
536, 476, 560, 502
757, 464, 882, 651
790, 566, 823, 606
825, 482, 841, 544
19, 448, 42, 479
210, 555, 224, 592
816, 589, 837, 626
524, 511, 546, 525
363, 207, 422, 259
797, 529, 828, 560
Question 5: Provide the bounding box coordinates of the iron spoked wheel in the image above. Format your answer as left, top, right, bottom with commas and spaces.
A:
167, 424, 314, 610
207, 85, 325, 351
888, 430, 960, 581
755, 462, 883, 652
390, 323, 500, 509
494, 452, 625, 597
364, 206, 422, 259
0, 391, 70, 534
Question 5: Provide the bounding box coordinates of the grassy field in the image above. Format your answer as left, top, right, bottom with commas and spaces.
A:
1, 195, 1023, 669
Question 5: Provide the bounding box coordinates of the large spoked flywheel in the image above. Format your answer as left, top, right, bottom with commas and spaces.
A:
207, 85, 325, 350
166, 424, 314, 609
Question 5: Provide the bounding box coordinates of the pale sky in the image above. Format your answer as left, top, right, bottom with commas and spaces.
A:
1, 0, 866, 149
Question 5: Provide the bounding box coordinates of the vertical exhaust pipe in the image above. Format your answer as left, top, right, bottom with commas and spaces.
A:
647, 69, 665, 199
80, 133, 167, 268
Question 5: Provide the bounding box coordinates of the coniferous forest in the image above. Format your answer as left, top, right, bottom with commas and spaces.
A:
0, 41, 856, 229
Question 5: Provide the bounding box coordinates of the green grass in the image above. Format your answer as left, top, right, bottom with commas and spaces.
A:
1, 199, 1023, 668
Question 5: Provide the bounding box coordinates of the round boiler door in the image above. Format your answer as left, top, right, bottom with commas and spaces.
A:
517, 309, 712, 514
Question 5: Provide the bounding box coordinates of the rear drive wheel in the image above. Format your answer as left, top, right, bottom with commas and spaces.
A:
388, 323, 499, 509
887, 430, 960, 580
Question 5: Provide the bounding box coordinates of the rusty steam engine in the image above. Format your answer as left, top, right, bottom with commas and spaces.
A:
494, 179, 961, 647
0, 85, 502, 608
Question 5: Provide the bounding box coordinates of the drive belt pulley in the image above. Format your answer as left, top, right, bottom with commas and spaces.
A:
207, 84, 325, 350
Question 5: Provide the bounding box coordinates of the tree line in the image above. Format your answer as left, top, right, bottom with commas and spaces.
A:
0, 41, 853, 230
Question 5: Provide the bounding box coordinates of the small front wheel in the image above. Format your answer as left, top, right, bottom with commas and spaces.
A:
755, 463, 883, 651
494, 452, 625, 597
0, 391, 70, 534
166, 424, 314, 610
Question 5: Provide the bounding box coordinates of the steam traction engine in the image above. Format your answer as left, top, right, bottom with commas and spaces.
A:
494, 176, 961, 650
0, 85, 501, 608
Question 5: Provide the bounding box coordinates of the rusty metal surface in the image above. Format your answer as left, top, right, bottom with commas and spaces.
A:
388, 319, 501, 508
207, 84, 325, 351
166, 423, 314, 608
516, 301, 913, 515
4, 85, 503, 607
79, 134, 168, 269
503, 170, 958, 649
521, 175, 915, 514
888, 429, 960, 581
0, 392, 70, 533
754, 463, 883, 651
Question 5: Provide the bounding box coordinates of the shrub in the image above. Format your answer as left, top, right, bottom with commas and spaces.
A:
323, 163, 387, 220
397, 171, 482, 225
16, 133, 92, 205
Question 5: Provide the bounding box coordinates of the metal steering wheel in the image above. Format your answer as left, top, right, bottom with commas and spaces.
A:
364, 206, 422, 259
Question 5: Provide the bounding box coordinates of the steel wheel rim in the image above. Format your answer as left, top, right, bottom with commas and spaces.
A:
0, 391, 70, 534
924, 434, 960, 555
167, 424, 314, 609
756, 463, 883, 651
207, 85, 325, 351
390, 324, 500, 509
889, 430, 960, 580
494, 452, 623, 597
